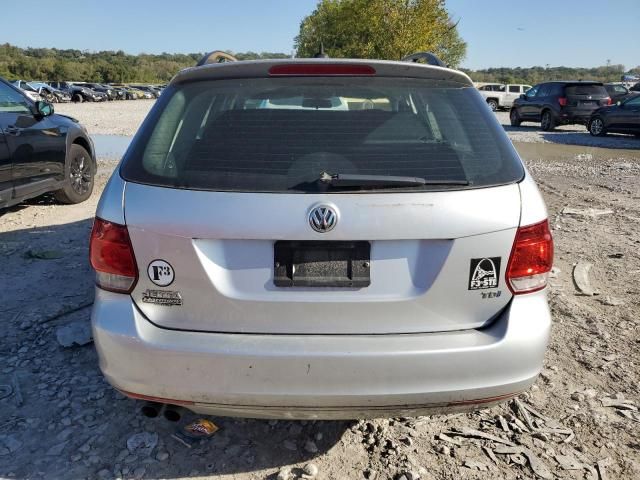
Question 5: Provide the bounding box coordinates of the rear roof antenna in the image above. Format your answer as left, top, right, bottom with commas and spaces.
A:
314, 42, 329, 58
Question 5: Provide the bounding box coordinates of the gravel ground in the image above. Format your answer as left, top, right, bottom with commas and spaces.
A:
55, 100, 156, 136
0, 109, 639, 479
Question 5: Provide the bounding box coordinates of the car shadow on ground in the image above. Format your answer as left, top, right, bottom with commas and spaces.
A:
21, 192, 62, 206
0, 193, 66, 219
0, 216, 352, 479
501, 123, 541, 133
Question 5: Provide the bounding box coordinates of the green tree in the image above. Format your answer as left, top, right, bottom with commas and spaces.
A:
295, 0, 467, 66
0, 44, 290, 83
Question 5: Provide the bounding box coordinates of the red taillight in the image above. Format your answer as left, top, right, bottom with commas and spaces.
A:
604, 97, 612, 105
89, 217, 138, 293
269, 64, 376, 76
506, 220, 554, 295
558, 97, 567, 106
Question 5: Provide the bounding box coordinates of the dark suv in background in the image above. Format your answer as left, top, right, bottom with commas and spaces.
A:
510, 81, 611, 131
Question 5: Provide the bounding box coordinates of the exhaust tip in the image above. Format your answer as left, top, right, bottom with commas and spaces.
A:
140, 401, 163, 418
163, 405, 184, 422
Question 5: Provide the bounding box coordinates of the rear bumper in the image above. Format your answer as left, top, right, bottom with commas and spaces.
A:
92, 290, 551, 419
558, 107, 600, 124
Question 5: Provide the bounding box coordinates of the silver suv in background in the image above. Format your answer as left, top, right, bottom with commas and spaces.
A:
90, 56, 553, 419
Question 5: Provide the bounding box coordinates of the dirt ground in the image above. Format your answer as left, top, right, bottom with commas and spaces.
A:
55, 100, 155, 136
0, 106, 639, 479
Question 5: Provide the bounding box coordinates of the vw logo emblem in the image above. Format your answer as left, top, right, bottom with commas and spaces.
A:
309, 205, 337, 233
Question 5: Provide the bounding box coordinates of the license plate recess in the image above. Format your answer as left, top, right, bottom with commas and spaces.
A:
274, 241, 371, 288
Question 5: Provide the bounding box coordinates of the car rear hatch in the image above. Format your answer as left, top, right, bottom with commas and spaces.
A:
119, 62, 526, 335
564, 83, 610, 112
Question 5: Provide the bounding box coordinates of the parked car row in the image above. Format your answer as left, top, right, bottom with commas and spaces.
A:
478, 81, 637, 114
507, 80, 640, 137
9, 80, 164, 103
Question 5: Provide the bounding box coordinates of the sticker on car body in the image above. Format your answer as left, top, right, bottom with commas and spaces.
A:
147, 259, 175, 286
468, 257, 501, 290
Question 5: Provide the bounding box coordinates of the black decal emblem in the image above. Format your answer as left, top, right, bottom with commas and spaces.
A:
469, 257, 501, 290
142, 289, 183, 306
147, 259, 175, 287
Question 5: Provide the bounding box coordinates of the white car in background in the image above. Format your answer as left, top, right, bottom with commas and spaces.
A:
478, 83, 532, 111
10, 80, 43, 102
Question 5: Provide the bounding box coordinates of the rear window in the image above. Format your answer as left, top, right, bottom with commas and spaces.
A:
565, 85, 607, 96
607, 85, 627, 94
121, 76, 523, 193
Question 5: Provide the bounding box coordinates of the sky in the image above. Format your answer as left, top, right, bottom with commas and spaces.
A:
1, 0, 638, 70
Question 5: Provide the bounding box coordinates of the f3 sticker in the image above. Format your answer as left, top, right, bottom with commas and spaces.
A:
469, 257, 501, 290
148, 259, 175, 287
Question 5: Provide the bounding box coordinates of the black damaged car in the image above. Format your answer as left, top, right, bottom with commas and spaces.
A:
47, 81, 107, 102
588, 94, 640, 137
0, 77, 96, 208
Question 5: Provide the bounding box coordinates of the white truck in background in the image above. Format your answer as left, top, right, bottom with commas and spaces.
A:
477, 83, 532, 111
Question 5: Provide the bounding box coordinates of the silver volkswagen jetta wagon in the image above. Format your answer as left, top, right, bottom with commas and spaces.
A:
90, 55, 553, 419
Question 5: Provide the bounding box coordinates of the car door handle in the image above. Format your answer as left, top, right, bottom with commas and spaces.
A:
3, 126, 21, 136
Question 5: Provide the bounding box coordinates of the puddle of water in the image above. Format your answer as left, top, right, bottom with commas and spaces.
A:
92, 134, 133, 158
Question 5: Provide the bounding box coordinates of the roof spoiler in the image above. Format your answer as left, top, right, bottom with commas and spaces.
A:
401, 52, 447, 68
196, 51, 238, 67
193, 50, 447, 67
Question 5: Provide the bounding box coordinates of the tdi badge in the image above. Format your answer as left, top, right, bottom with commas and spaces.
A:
469, 257, 501, 290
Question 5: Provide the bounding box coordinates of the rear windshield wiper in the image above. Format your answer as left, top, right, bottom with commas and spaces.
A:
319, 172, 470, 188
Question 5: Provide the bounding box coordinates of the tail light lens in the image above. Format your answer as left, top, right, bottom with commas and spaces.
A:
506, 220, 554, 295
558, 97, 567, 106
89, 217, 138, 293
604, 97, 612, 105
